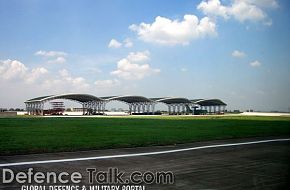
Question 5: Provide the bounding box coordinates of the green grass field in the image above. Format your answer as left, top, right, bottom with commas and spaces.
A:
0, 115, 290, 155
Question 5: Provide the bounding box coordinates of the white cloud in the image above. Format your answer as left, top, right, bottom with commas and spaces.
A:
0, 59, 91, 93
232, 50, 246, 58
111, 51, 160, 80
25, 67, 48, 83
0, 59, 48, 83
249, 60, 261, 67
0, 59, 27, 80
197, 0, 277, 23
47, 57, 66, 64
124, 38, 133, 48
94, 79, 120, 88
108, 39, 122, 48
243, 0, 278, 8
127, 50, 150, 62
42, 69, 90, 92
197, 0, 229, 19
35, 50, 67, 57
59, 69, 70, 78
58, 69, 89, 87
108, 38, 133, 48
129, 14, 217, 45
230, 1, 266, 22
35, 50, 67, 64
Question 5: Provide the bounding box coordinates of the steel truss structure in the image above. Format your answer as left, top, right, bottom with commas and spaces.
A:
192, 99, 227, 114
25, 94, 227, 115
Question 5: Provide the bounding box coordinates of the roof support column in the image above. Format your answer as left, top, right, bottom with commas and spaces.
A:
30, 103, 33, 115
98, 102, 101, 113
82, 103, 85, 115
33, 103, 36, 115
25, 103, 28, 115
139, 103, 141, 113
91, 101, 94, 115
27, 103, 30, 115
182, 105, 185, 114
31, 103, 34, 115
26, 103, 30, 115
85, 102, 88, 115
35, 103, 38, 115
36, 103, 39, 115
102, 102, 106, 114
90, 102, 93, 113
97, 101, 99, 113
94, 101, 97, 114
30, 103, 32, 115
87, 102, 90, 115
129, 104, 132, 115
93, 101, 96, 114
40, 102, 44, 116
35, 103, 37, 115
89, 102, 92, 114
146, 103, 149, 114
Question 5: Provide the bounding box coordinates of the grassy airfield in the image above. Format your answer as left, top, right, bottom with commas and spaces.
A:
0, 115, 289, 155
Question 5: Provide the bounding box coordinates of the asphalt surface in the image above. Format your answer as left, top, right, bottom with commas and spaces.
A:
0, 137, 289, 190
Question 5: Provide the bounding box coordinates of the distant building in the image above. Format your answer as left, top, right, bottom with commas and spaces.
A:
25, 93, 227, 115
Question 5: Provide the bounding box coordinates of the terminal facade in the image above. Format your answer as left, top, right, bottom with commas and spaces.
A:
25, 94, 227, 115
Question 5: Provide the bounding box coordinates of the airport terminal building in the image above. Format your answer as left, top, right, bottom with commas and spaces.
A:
24, 94, 227, 115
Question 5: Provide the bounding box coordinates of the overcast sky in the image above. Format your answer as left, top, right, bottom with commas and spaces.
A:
0, 0, 290, 111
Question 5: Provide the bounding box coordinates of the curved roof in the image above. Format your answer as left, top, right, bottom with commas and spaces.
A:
103, 95, 152, 103
25, 93, 103, 103
190, 99, 204, 103
155, 97, 192, 104
194, 99, 227, 106
27, 95, 53, 102
25, 94, 227, 106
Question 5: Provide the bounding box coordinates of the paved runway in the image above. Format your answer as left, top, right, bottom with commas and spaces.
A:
0, 137, 289, 190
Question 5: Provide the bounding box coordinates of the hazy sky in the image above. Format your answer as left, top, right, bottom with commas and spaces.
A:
0, 0, 290, 111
